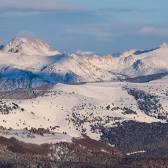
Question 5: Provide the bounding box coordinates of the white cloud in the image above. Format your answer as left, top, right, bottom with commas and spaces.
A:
66, 27, 113, 41
140, 27, 158, 33
0, 11, 43, 17
0, 0, 84, 11
140, 26, 168, 35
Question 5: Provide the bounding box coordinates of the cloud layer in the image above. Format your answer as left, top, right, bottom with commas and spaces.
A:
0, 0, 84, 11
140, 26, 168, 35
99, 7, 153, 13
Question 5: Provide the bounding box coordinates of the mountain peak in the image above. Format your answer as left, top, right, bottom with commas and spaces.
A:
120, 49, 138, 58
3, 37, 60, 56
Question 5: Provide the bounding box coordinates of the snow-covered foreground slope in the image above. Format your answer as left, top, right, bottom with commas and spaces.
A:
0, 80, 167, 141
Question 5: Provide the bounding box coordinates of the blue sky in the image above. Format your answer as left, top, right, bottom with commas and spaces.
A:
0, 0, 168, 54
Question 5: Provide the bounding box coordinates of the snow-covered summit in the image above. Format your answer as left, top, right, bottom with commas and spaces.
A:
3, 37, 60, 56
120, 49, 138, 58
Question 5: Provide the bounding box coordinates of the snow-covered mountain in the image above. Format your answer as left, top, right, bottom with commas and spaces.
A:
42, 43, 168, 83
0, 37, 168, 160
0, 37, 63, 90
0, 37, 62, 70
0, 37, 168, 90
3, 37, 60, 56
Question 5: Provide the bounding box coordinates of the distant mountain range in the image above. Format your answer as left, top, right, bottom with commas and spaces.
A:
0, 37, 168, 90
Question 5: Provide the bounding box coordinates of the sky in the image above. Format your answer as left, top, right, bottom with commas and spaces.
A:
0, 0, 168, 54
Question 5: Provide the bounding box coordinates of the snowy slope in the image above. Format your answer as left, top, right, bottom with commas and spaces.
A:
0, 129, 72, 144
43, 54, 125, 83
123, 44, 168, 76
0, 80, 167, 141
